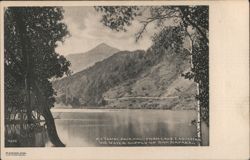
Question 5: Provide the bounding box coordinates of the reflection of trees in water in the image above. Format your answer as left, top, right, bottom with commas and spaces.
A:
5, 109, 48, 147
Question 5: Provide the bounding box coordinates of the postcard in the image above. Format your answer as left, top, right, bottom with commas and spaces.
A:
0, 1, 249, 160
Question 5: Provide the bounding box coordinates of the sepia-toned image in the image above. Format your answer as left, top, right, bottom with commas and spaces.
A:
4, 5, 209, 147
1, 1, 249, 160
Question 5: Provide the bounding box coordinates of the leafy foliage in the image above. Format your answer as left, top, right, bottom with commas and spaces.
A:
192, 37, 209, 125
152, 26, 185, 54
179, 6, 208, 31
5, 7, 70, 110
4, 7, 70, 146
95, 6, 139, 31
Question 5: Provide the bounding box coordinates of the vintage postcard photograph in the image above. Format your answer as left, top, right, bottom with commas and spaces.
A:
1, 1, 249, 160
3, 5, 209, 147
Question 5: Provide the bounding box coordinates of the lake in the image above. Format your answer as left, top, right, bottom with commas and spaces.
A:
46, 109, 208, 146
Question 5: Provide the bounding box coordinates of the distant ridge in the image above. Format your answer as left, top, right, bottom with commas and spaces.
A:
53, 48, 196, 110
66, 43, 120, 73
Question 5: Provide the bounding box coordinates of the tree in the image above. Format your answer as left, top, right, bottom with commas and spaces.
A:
4, 7, 70, 147
95, 6, 209, 145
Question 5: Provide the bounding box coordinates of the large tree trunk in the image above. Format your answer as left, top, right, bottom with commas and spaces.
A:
32, 82, 65, 147
186, 32, 202, 146
196, 83, 202, 146
12, 8, 65, 147
43, 107, 65, 147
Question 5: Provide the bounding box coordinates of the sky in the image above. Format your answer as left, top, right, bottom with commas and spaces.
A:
55, 7, 157, 56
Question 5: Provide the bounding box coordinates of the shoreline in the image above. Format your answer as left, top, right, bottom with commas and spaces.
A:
51, 108, 196, 113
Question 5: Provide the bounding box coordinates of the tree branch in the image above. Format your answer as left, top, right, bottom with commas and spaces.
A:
178, 7, 209, 44
136, 14, 180, 41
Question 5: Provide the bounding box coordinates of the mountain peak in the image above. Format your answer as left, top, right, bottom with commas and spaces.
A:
89, 43, 120, 54
95, 43, 117, 50
97, 42, 109, 47
66, 43, 120, 73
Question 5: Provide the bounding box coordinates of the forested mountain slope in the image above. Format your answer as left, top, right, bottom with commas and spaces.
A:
53, 46, 196, 109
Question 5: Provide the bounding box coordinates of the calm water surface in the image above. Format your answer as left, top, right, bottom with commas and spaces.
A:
47, 109, 208, 147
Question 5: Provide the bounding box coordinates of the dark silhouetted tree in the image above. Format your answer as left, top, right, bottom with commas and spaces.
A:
5, 7, 70, 147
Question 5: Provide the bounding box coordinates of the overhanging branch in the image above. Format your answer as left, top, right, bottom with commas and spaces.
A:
178, 7, 209, 44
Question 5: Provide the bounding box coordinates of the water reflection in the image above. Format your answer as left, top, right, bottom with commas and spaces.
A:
5, 123, 47, 147
52, 109, 200, 146
5, 109, 208, 147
